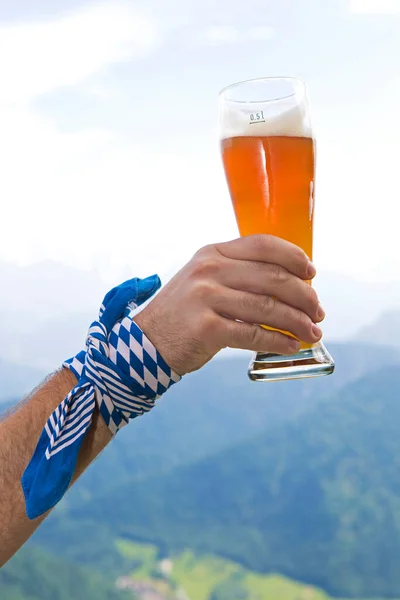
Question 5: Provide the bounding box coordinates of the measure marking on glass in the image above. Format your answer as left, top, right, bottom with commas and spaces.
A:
250, 111, 265, 124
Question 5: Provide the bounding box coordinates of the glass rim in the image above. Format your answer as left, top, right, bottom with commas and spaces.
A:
218, 76, 305, 104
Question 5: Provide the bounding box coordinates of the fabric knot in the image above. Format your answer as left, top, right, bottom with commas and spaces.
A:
86, 321, 109, 356
22, 275, 181, 519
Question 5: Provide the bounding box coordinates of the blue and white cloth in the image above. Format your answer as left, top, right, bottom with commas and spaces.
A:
22, 275, 181, 519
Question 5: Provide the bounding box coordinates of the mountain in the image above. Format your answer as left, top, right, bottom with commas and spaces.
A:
4, 341, 399, 508
1, 254, 400, 402
0, 360, 46, 402
0, 260, 105, 319
2, 257, 400, 377
314, 271, 400, 341
355, 310, 400, 347
0, 259, 106, 373
27, 341, 399, 509
6, 342, 400, 597
0, 544, 129, 600
2, 332, 397, 403
64, 367, 400, 598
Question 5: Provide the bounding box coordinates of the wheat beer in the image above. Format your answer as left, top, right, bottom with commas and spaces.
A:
221, 135, 314, 259
221, 100, 314, 259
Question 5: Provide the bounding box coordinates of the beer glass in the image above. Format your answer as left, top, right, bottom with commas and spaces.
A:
219, 77, 335, 382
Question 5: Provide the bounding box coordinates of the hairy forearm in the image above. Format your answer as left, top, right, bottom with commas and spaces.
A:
0, 368, 112, 566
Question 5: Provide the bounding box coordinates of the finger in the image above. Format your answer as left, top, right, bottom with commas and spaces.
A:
218, 260, 323, 323
219, 317, 302, 355
211, 287, 322, 344
216, 234, 315, 280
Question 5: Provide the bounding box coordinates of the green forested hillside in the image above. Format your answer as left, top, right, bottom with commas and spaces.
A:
8, 349, 400, 598
63, 368, 400, 597
29, 343, 400, 509
0, 545, 130, 600
2, 345, 397, 509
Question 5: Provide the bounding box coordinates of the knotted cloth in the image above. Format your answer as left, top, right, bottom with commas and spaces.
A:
22, 275, 181, 519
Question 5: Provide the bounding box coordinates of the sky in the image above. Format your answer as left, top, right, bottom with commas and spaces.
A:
0, 0, 400, 288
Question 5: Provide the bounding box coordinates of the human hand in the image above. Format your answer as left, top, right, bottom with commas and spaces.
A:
134, 235, 325, 376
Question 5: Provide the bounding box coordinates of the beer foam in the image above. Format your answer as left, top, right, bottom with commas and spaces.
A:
220, 96, 312, 139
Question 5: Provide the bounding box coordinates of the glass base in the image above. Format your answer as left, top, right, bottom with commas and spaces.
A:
248, 342, 335, 382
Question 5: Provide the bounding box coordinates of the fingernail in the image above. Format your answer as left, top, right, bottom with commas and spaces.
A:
312, 324, 323, 340
317, 304, 326, 321
307, 261, 316, 279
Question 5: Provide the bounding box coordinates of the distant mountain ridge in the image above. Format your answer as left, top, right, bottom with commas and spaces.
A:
1, 257, 400, 376
356, 310, 400, 347
0, 359, 46, 402
1, 336, 399, 403
0, 259, 106, 373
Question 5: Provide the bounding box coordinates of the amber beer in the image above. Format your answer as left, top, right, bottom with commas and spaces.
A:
221, 134, 315, 347
221, 135, 315, 260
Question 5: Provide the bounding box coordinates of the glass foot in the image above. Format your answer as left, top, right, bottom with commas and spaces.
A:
248, 342, 335, 382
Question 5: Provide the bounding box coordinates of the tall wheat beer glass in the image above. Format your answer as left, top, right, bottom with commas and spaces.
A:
219, 77, 335, 382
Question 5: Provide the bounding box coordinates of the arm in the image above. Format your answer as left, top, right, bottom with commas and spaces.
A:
0, 235, 324, 565
0, 368, 112, 565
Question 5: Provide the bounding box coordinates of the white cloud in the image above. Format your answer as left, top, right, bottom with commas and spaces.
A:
0, 2, 159, 103
205, 24, 274, 44
0, 1, 168, 279
0, 99, 236, 279
0, 2, 237, 282
206, 26, 240, 43
246, 26, 275, 41
1, 0, 399, 292
349, 0, 400, 14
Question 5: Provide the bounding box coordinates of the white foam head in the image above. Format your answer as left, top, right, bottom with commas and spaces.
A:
219, 94, 312, 139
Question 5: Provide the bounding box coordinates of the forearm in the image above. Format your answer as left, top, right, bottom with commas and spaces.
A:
0, 368, 112, 566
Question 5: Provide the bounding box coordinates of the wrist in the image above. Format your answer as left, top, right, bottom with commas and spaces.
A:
133, 311, 185, 377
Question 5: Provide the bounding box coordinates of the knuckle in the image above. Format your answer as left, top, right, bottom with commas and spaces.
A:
269, 263, 288, 286
253, 233, 274, 253
191, 247, 221, 279
260, 294, 275, 314
189, 309, 217, 344
198, 311, 219, 339
190, 278, 217, 300
193, 243, 214, 259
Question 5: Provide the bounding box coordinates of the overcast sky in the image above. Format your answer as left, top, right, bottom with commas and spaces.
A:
0, 0, 399, 286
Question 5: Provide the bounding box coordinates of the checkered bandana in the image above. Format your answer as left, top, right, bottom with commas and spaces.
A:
22, 275, 181, 519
